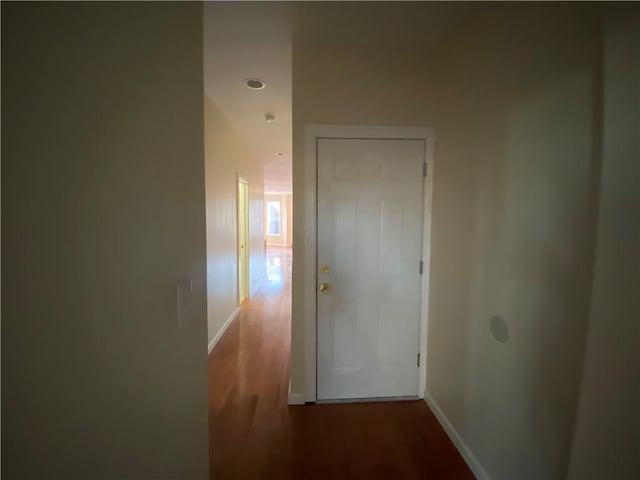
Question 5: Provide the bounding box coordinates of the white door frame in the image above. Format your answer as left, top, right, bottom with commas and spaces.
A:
303, 125, 434, 402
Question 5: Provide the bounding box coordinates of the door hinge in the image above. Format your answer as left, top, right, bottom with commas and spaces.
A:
417, 353, 421, 367
419, 260, 424, 275
423, 162, 427, 178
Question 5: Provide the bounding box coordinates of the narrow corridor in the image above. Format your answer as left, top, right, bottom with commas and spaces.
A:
208, 247, 472, 479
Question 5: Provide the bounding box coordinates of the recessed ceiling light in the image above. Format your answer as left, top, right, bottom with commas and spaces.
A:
245, 78, 265, 90
276, 152, 285, 157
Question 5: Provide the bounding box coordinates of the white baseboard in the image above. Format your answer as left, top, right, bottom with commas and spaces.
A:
287, 380, 305, 405
424, 394, 491, 480
208, 307, 240, 355
288, 392, 305, 405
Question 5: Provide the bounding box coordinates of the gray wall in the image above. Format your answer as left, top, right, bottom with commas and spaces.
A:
426, 5, 601, 478
2, 3, 209, 479
568, 6, 640, 478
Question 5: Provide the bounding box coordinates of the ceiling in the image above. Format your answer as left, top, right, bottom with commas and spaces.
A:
292, 2, 465, 49
203, 2, 293, 195
203, 2, 468, 195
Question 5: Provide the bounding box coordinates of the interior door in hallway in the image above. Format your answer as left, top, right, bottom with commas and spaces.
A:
317, 138, 425, 400
238, 178, 249, 303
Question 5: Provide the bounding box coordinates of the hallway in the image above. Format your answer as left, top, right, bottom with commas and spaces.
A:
208, 247, 473, 479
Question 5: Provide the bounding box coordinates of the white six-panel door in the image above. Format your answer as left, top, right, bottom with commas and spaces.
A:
316, 138, 425, 400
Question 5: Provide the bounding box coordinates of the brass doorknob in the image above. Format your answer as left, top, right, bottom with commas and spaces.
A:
319, 283, 330, 294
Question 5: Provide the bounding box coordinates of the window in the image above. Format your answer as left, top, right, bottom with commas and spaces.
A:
267, 200, 281, 236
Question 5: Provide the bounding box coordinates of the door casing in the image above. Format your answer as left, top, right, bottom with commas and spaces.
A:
303, 125, 434, 402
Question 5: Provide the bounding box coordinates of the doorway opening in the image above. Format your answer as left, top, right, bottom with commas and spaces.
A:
264, 194, 293, 296
203, 3, 294, 476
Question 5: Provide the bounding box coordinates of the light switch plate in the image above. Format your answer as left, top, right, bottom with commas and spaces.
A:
176, 279, 192, 328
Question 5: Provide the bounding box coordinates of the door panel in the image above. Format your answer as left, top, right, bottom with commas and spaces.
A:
333, 201, 358, 276
317, 138, 425, 400
379, 201, 403, 275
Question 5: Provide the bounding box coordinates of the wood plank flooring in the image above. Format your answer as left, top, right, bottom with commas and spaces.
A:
208, 247, 474, 479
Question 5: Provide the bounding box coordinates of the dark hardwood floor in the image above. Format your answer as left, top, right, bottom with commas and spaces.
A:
208, 247, 474, 479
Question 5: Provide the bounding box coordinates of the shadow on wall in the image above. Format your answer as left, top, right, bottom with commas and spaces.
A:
489, 317, 509, 344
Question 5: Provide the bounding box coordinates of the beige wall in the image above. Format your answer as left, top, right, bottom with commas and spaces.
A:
568, 6, 640, 479
1, 3, 208, 478
204, 95, 265, 346
291, 3, 635, 479
265, 193, 292, 247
